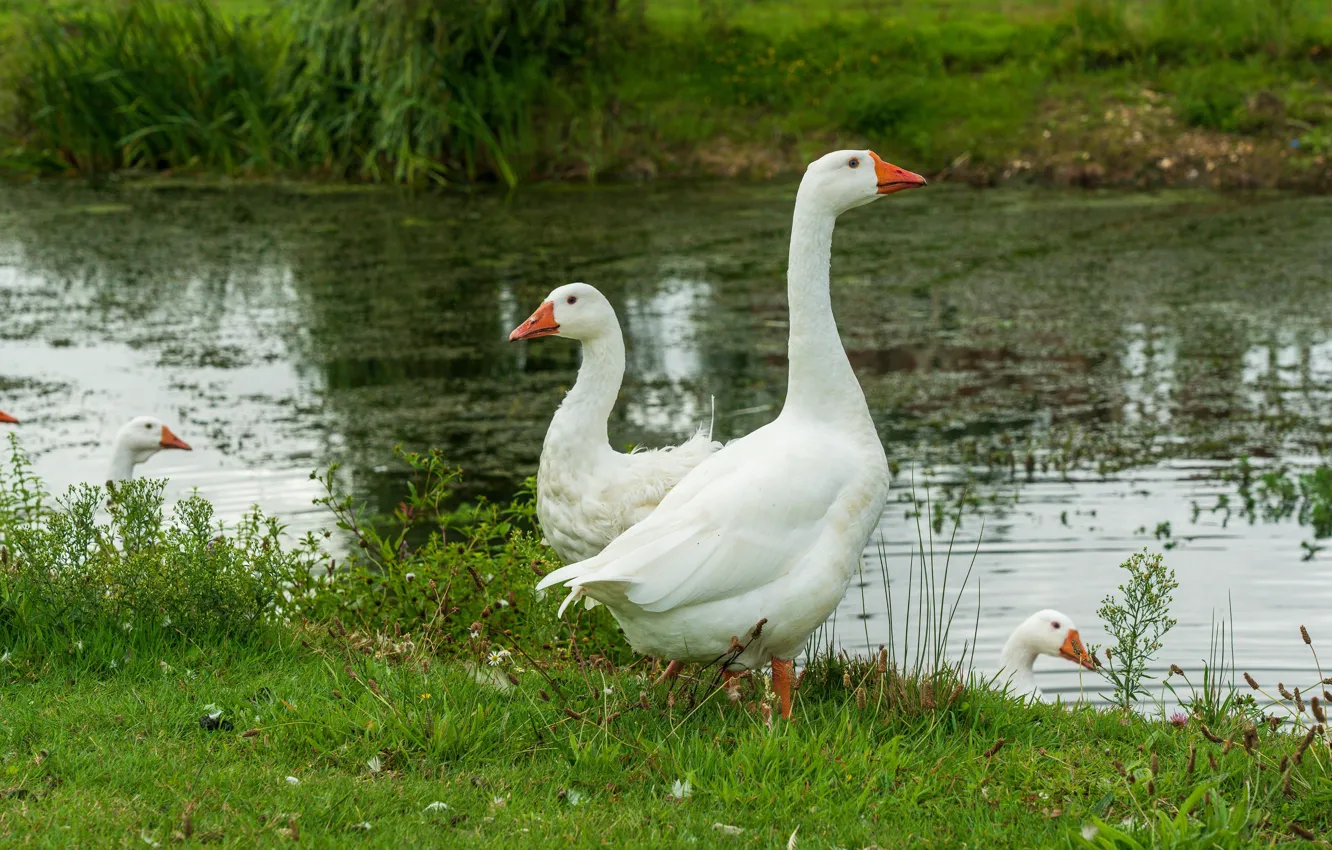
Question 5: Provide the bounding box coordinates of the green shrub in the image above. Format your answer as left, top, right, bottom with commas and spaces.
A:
0, 437, 311, 654
298, 446, 628, 658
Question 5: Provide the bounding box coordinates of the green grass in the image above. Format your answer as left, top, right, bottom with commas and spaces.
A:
2, 630, 1329, 847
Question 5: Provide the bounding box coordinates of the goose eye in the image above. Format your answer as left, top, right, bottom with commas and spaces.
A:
567, 296, 577, 305
848, 157, 860, 168
1051, 621, 1061, 629
144, 423, 152, 430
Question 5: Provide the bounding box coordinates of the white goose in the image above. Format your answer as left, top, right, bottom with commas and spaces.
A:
107, 416, 192, 483
538, 150, 927, 718
509, 282, 720, 568
997, 609, 1098, 699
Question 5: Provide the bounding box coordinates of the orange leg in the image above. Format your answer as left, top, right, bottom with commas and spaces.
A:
654, 659, 683, 685
771, 658, 795, 720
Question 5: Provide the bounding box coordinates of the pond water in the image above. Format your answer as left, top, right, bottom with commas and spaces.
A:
0, 181, 1328, 706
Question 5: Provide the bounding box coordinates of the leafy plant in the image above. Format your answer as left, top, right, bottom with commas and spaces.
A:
1092, 549, 1178, 711
0, 473, 311, 655
300, 446, 626, 657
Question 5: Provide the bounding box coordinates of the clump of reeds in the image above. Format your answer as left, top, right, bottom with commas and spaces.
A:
15, 0, 285, 175
275, 0, 621, 185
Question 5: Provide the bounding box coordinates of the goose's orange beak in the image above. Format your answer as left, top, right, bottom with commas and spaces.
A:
869, 151, 927, 195
0, 411, 17, 424
509, 301, 560, 342
1059, 629, 1098, 670
160, 425, 192, 451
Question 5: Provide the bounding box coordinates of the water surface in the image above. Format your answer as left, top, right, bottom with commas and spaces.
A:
1, 181, 1328, 705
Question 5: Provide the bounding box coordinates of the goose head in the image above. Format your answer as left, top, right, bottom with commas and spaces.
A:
508, 282, 617, 343
1003, 609, 1098, 671
0, 411, 16, 424
798, 149, 927, 215
112, 415, 192, 471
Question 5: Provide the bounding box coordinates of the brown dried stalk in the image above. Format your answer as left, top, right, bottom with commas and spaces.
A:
1242, 725, 1259, 755
1296, 726, 1317, 765
1279, 683, 1294, 701
983, 739, 1005, 759
1186, 743, 1197, 774
1244, 672, 1260, 690
1200, 724, 1223, 743
1313, 697, 1327, 725
1288, 821, 1315, 841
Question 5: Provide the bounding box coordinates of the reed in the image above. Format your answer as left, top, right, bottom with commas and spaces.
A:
274, 0, 619, 186
15, 0, 284, 175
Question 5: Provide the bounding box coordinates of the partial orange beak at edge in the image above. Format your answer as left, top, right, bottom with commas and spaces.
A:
1059, 629, 1099, 671
509, 300, 560, 342
0, 411, 17, 424
160, 425, 192, 451
869, 151, 928, 195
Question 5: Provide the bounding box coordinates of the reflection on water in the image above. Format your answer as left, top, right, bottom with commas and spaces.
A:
0, 183, 1329, 697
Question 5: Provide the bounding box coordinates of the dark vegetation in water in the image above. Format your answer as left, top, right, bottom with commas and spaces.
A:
1, 182, 1328, 514
1, 0, 1330, 186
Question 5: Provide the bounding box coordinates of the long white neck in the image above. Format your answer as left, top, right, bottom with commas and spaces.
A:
544, 328, 626, 455
782, 194, 869, 420
998, 633, 1039, 697
107, 442, 138, 483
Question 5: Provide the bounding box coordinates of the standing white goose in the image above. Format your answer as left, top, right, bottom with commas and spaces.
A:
107, 416, 192, 483
509, 282, 720, 566
538, 150, 926, 718
997, 609, 1098, 699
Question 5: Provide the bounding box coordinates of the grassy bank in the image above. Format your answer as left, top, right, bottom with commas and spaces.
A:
0, 441, 1330, 846
0, 0, 1330, 188
5, 628, 1331, 848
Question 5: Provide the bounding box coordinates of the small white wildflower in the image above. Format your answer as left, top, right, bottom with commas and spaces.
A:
140, 831, 161, 848
566, 790, 582, 806
670, 779, 692, 800
1081, 824, 1098, 841
469, 629, 480, 640
0, 650, 11, 664
75, 641, 83, 651
492, 795, 506, 808
497, 598, 510, 607
404, 573, 416, 582
487, 649, 511, 667
483, 573, 494, 582
122, 622, 133, 632
366, 756, 382, 774
603, 686, 614, 696
285, 776, 300, 785
161, 616, 171, 628
423, 801, 448, 813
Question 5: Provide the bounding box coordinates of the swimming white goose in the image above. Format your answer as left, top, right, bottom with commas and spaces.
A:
107, 416, 192, 483
997, 609, 1098, 699
537, 150, 927, 718
509, 282, 720, 568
